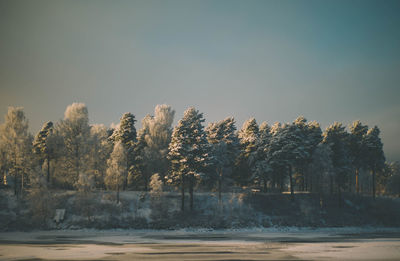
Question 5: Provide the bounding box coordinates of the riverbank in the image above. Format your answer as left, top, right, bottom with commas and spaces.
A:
1, 228, 400, 260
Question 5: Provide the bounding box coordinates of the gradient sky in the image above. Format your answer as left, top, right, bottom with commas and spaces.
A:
1, 0, 399, 161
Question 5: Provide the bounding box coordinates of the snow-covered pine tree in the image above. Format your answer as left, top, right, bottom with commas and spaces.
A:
252, 121, 272, 192
364, 126, 385, 199
233, 118, 259, 186
110, 112, 137, 190
308, 143, 333, 194
349, 120, 369, 194
267, 122, 285, 191
386, 161, 400, 196
293, 117, 322, 191
206, 117, 239, 203
33, 121, 54, 184
268, 122, 308, 200
322, 122, 351, 197
167, 107, 211, 211
105, 141, 127, 203
129, 127, 147, 190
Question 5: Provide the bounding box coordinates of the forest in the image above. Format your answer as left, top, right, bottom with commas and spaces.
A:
1, 103, 400, 230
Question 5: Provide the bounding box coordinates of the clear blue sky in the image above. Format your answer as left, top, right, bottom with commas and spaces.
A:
1, 0, 399, 161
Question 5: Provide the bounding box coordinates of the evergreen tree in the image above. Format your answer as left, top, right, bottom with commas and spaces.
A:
206, 117, 239, 202
308, 143, 333, 194
33, 121, 54, 184
364, 126, 385, 199
130, 127, 148, 190
386, 161, 400, 196
105, 141, 127, 203
268, 122, 308, 200
293, 117, 322, 191
349, 120, 368, 194
323, 122, 351, 199
234, 118, 259, 186
167, 107, 211, 211
110, 112, 137, 190
252, 121, 272, 192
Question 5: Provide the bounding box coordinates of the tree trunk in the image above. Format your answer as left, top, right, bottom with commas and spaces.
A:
124, 160, 128, 190
330, 175, 334, 195
117, 184, 120, 204
288, 166, 294, 201
372, 168, 376, 200
14, 148, 17, 196
76, 144, 79, 183
47, 153, 51, 184
21, 171, 24, 197
144, 174, 148, 191
181, 174, 185, 212
14, 174, 17, 196
304, 173, 308, 191
355, 168, 359, 194
263, 178, 267, 193
218, 170, 222, 205
189, 176, 194, 211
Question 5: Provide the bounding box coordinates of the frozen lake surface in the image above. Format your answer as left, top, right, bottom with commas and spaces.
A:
1, 227, 400, 260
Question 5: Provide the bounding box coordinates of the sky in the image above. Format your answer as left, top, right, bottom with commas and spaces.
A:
0, 0, 399, 161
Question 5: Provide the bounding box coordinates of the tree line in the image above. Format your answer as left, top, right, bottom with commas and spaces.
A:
0, 103, 399, 211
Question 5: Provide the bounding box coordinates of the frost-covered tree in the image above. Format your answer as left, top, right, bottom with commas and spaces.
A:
364, 126, 385, 199
149, 173, 163, 197
56, 103, 90, 187
206, 117, 239, 202
252, 121, 272, 192
349, 120, 369, 193
167, 107, 211, 211
105, 141, 127, 203
56, 103, 91, 188
149, 173, 166, 219
87, 124, 113, 188
308, 143, 333, 194
268, 122, 308, 200
110, 112, 137, 190
75, 172, 95, 193
323, 122, 351, 197
233, 118, 259, 186
33, 121, 54, 184
0, 107, 32, 196
293, 117, 322, 191
0, 131, 8, 187
136, 105, 175, 190
386, 161, 400, 196
129, 127, 147, 189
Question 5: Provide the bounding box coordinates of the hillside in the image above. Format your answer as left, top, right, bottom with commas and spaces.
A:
1, 190, 400, 231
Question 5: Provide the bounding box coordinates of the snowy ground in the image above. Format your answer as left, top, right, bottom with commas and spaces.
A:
1, 227, 400, 260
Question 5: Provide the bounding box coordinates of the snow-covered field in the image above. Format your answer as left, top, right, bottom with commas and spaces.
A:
1, 227, 400, 260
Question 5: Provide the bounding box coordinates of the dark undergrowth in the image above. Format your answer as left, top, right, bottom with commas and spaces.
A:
1, 189, 400, 231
